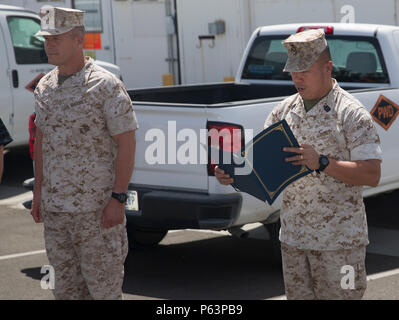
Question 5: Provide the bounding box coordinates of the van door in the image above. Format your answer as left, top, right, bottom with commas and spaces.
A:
3, 14, 53, 147
0, 23, 13, 138
73, 0, 115, 64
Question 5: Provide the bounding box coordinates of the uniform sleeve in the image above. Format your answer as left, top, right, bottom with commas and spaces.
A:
33, 76, 47, 130
34, 100, 45, 130
344, 105, 382, 161
103, 81, 139, 136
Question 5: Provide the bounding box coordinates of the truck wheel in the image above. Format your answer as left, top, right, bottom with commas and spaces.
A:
126, 225, 168, 249
264, 220, 282, 268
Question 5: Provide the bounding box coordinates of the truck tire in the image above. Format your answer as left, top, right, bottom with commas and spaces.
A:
264, 220, 282, 268
126, 224, 168, 249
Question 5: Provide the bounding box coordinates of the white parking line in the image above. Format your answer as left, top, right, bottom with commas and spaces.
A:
0, 191, 32, 210
170, 223, 267, 237
367, 267, 399, 281
0, 250, 46, 261
267, 295, 287, 300
0, 191, 32, 205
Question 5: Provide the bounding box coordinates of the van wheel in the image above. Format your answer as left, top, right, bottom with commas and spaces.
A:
264, 220, 282, 268
126, 225, 168, 249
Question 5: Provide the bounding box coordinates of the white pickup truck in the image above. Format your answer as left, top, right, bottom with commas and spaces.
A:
0, 4, 121, 148
125, 22, 399, 257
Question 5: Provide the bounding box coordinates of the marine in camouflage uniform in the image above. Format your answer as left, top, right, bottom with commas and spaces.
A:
215, 29, 382, 300
263, 29, 382, 300
32, 7, 138, 300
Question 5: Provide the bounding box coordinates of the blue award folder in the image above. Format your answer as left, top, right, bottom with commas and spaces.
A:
0, 118, 13, 147
216, 119, 312, 205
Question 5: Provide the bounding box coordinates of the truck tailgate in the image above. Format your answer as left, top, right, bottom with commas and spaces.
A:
130, 104, 209, 192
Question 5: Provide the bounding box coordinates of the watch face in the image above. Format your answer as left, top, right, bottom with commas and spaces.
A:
321, 156, 329, 166
120, 194, 128, 203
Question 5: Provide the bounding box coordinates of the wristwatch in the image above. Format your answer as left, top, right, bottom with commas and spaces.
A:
316, 155, 329, 174
111, 192, 128, 204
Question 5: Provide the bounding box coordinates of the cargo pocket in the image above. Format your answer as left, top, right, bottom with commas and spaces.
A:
99, 218, 127, 265
344, 246, 367, 298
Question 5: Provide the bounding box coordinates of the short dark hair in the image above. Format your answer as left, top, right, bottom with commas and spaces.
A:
71, 26, 86, 38
319, 46, 332, 63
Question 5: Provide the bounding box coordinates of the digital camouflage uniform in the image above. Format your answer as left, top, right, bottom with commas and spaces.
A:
34, 8, 138, 300
282, 28, 327, 73
264, 29, 382, 300
35, 56, 138, 299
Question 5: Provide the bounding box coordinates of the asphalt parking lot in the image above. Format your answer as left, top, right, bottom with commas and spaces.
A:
1, 149, 399, 300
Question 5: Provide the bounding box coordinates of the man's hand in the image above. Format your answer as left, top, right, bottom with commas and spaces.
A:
31, 127, 43, 223
284, 144, 320, 170
102, 198, 125, 229
101, 130, 135, 229
31, 194, 43, 223
284, 144, 381, 186
215, 166, 234, 185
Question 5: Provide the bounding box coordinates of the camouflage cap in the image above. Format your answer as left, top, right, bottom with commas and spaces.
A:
282, 29, 328, 72
35, 7, 84, 37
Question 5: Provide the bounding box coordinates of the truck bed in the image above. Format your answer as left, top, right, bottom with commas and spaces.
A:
128, 82, 376, 106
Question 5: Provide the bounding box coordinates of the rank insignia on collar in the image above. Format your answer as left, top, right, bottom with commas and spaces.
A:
370, 95, 399, 131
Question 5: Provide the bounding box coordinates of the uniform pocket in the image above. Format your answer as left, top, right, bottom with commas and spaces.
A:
98, 217, 127, 263
344, 246, 367, 294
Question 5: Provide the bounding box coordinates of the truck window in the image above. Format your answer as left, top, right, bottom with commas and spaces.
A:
73, 0, 103, 33
242, 35, 389, 84
6, 16, 47, 65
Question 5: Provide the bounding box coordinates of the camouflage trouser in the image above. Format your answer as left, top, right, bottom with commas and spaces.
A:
42, 209, 128, 300
281, 242, 367, 300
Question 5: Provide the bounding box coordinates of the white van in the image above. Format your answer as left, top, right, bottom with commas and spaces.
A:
0, 4, 121, 148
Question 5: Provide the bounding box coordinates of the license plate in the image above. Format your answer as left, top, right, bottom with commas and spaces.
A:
125, 190, 139, 211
